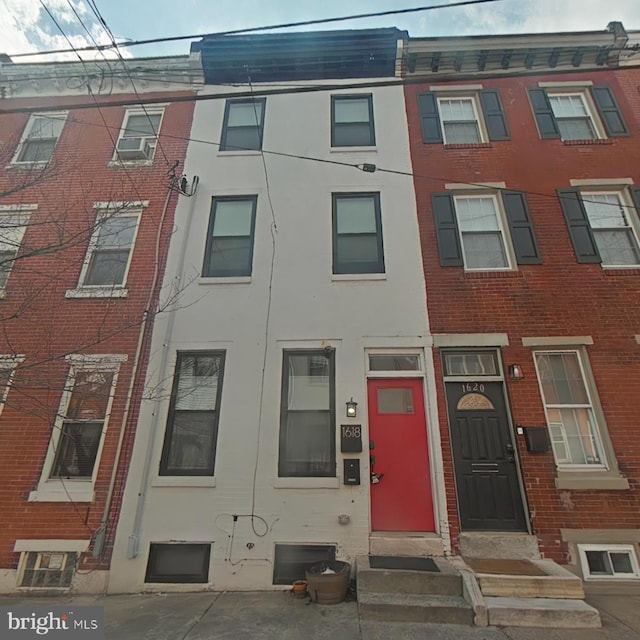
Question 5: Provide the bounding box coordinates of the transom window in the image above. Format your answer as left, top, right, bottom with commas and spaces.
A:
443, 351, 499, 377
534, 351, 605, 467
203, 197, 257, 277
331, 95, 375, 147
332, 193, 384, 274
80, 212, 139, 288
279, 350, 335, 477
368, 354, 421, 372
14, 114, 65, 164
437, 97, 483, 144
160, 352, 225, 476
221, 99, 266, 151
581, 192, 640, 266
578, 545, 640, 580
50, 370, 115, 479
548, 94, 597, 141
454, 195, 510, 270
0, 213, 29, 289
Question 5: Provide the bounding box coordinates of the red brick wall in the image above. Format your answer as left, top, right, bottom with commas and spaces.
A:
0, 91, 196, 575
405, 68, 640, 562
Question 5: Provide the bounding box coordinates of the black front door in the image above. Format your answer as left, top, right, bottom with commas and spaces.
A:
446, 381, 527, 531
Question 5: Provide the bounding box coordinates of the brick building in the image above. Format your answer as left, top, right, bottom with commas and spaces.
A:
0, 54, 202, 592
404, 22, 640, 587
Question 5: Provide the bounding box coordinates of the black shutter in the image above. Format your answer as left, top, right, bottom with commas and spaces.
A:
592, 86, 629, 137
557, 189, 601, 264
432, 193, 463, 267
418, 92, 443, 144
502, 191, 541, 264
480, 90, 510, 141
528, 89, 560, 139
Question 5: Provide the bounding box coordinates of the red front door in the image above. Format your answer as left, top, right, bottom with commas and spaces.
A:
368, 378, 435, 531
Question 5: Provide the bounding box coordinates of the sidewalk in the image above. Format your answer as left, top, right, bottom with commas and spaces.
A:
1, 592, 639, 639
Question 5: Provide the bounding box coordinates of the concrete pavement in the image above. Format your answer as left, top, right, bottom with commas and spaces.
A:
1, 592, 639, 639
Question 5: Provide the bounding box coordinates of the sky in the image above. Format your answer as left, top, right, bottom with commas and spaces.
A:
2, 0, 640, 62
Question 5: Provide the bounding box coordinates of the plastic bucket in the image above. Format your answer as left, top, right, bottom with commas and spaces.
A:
305, 561, 351, 604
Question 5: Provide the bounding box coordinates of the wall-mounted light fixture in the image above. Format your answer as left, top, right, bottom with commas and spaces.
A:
509, 364, 524, 380
346, 398, 358, 418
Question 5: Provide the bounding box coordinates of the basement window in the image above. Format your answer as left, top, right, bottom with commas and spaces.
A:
145, 543, 211, 583
19, 552, 77, 588
272, 544, 336, 585
578, 544, 640, 580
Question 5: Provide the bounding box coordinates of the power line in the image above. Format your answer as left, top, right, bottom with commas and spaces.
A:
8, 0, 505, 59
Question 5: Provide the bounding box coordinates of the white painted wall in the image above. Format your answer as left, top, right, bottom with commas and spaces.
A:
110, 80, 443, 593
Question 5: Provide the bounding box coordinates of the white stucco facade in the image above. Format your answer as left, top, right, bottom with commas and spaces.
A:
109, 80, 445, 593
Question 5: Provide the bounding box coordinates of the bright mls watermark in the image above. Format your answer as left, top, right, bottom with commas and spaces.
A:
1, 606, 104, 639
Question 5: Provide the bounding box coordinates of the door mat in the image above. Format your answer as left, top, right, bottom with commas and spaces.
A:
464, 558, 547, 576
369, 556, 440, 572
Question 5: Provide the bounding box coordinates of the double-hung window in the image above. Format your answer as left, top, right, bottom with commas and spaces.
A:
79, 210, 140, 288
437, 97, 483, 144
160, 352, 225, 476
534, 350, 605, 468
332, 193, 384, 274
114, 110, 163, 162
13, 114, 65, 164
548, 94, 597, 141
50, 369, 115, 479
279, 350, 335, 477
0, 213, 29, 289
203, 196, 257, 277
331, 95, 375, 147
220, 99, 266, 151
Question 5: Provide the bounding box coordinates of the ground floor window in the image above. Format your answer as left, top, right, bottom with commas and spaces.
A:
145, 543, 211, 583
19, 552, 77, 588
578, 544, 640, 580
272, 544, 336, 585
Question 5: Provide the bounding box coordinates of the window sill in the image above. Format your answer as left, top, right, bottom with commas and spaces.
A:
28, 486, 95, 503
464, 270, 522, 279
561, 139, 613, 146
332, 273, 386, 282
444, 143, 492, 150
198, 276, 251, 285
5, 161, 49, 170
108, 159, 155, 168
555, 473, 629, 491
65, 287, 128, 298
151, 476, 216, 488
602, 266, 640, 275
216, 150, 263, 157
274, 477, 340, 489
330, 146, 377, 153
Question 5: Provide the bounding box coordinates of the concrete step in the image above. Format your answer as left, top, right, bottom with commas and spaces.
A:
459, 532, 541, 560
356, 555, 462, 596
476, 559, 585, 599
485, 596, 601, 628
369, 532, 444, 557
358, 592, 474, 625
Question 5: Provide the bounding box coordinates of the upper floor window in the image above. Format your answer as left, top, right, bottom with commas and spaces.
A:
418, 89, 510, 144
0, 212, 29, 290
203, 196, 257, 277
114, 109, 163, 162
431, 190, 542, 270
12, 114, 65, 164
160, 351, 226, 476
78, 209, 140, 288
557, 186, 640, 266
529, 85, 629, 141
331, 95, 375, 147
220, 99, 265, 151
332, 193, 384, 274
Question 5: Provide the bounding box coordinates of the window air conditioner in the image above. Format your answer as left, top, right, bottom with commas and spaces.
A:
116, 136, 153, 160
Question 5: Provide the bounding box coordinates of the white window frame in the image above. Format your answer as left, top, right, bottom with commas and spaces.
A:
436, 95, 487, 145
547, 91, 605, 141
365, 349, 425, 378
578, 544, 640, 580
533, 349, 607, 470
0, 355, 24, 416
0, 210, 31, 293
452, 193, 515, 271
10, 112, 67, 165
112, 107, 165, 164
29, 354, 124, 503
580, 189, 640, 268
74, 205, 141, 294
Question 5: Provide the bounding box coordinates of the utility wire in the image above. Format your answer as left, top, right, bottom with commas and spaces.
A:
9, 0, 505, 59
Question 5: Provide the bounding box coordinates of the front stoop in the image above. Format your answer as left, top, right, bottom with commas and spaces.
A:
369, 532, 445, 557
356, 555, 474, 626
459, 532, 541, 560
485, 596, 601, 628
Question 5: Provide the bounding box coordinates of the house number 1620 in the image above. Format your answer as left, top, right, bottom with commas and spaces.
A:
461, 383, 485, 392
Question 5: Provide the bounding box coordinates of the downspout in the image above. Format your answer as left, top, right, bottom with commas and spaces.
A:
92, 184, 175, 558
126, 180, 199, 559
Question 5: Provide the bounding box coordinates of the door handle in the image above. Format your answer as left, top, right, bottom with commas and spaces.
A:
369, 440, 375, 450
506, 443, 515, 454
